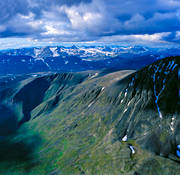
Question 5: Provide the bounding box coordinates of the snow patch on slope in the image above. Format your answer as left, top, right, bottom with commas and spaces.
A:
122, 135, 127, 141
129, 145, 135, 154
50, 47, 59, 57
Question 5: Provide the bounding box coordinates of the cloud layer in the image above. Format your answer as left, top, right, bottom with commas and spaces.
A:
0, 0, 180, 44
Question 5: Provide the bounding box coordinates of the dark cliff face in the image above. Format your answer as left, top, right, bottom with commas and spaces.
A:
114, 56, 179, 159
0, 57, 179, 174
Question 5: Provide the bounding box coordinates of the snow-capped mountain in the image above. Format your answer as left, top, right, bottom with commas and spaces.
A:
0, 45, 155, 59
0, 45, 179, 75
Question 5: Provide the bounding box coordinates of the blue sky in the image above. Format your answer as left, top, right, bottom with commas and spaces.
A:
0, 0, 180, 49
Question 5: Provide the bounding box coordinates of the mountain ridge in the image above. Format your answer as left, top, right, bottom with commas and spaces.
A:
0, 56, 179, 174
0, 45, 179, 75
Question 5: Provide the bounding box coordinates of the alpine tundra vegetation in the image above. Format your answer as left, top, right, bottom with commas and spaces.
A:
0, 56, 179, 175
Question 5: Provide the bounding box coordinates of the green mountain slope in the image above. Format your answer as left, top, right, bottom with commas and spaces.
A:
0, 56, 179, 175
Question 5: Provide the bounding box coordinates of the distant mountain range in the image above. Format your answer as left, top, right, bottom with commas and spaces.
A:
0, 56, 179, 174
0, 45, 179, 74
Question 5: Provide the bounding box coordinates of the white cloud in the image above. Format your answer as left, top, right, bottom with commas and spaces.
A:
97, 32, 172, 45
0, 25, 6, 32
133, 33, 171, 42
0, 0, 180, 46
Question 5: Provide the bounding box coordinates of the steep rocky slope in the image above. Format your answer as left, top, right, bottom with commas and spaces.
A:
0, 56, 179, 175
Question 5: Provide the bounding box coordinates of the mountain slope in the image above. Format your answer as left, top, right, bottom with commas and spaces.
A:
0, 56, 179, 175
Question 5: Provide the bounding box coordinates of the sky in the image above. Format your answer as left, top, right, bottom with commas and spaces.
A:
0, 0, 180, 49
